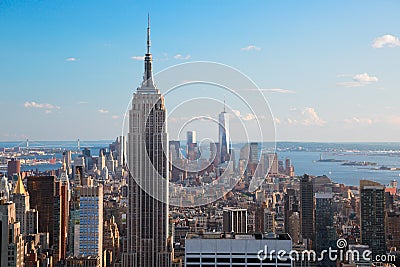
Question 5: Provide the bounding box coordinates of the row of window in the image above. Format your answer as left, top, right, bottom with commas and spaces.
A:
186, 257, 291, 264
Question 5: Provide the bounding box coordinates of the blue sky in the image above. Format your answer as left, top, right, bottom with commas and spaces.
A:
0, 0, 399, 142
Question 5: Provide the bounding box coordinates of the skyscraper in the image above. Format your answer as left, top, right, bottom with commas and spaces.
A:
27, 175, 65, 263
11, 175, 29, 236
77, 185, 103, 262
26, 175, 57, 246
314, 193, 336, 267
284, 188, 298, 234
249, 142, 259, 164
0, 201, 24, 267
123, 16, 172, 267
7, 158, 21, 177
218, 103, 230, 164
360, 180, 386, 257
186, 131, 198, 160
300, 174, 314, 249
54, 177, 70, 261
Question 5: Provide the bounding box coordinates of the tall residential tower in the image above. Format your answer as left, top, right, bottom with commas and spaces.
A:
360, 180, 386, 257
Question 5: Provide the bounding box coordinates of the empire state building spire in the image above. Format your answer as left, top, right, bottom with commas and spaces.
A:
141, 14, 155, 89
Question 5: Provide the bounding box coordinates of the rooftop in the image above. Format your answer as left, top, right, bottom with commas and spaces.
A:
186, 232, 291, 240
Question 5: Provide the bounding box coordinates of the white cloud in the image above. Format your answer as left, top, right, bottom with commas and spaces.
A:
131, 56, 144, 61
98, 109, 109, 114
353, 73, 378, 83
232, 109, 241, 117
344, 117, 373, 125
77, 101, 88, 105
230, 110, 257, 121
286, 107, 326, 126
174, 54, 191, 60
242, 113, 256, 121
24, 101, 60, 110
372, 34, 400, 48
301, 107, 326, 126
337, 73, 378, 87
241, 45, 261, 51
111, 115, 119, 119
66, 57, 78, 62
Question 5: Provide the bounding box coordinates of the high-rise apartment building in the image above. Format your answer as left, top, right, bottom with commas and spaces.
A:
249, 142, 259, 164
360, 180, 386, 257
123, 17, 172, 267
27, 175, 66, 263
300, 174, 314, 249
27, 175, 57, 246
315, 193, 336, 267
76, 185, 104, 262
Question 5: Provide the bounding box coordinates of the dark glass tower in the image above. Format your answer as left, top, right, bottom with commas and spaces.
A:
27, 175, 65, 262
315, 193, 336, 267
360, 180, 386, 257
300, 174, 315, 249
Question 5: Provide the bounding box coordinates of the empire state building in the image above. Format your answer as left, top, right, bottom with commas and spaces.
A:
123, 17, 172, 267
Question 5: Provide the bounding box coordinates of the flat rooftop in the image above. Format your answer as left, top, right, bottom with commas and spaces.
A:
186, 232, 291, 240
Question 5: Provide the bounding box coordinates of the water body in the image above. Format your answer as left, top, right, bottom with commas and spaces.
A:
0, 141, 112, 173
278, 151, 400, 186
1, 141, 399, 186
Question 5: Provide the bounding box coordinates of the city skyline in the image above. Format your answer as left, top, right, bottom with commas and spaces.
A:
1, 1, 400, 142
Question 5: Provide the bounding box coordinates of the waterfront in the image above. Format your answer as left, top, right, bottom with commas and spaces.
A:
1, 141, 399, 186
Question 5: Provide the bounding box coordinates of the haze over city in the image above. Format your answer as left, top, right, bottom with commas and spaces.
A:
1, 0, 400, 142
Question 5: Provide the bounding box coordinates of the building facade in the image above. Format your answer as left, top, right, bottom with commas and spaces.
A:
185, 232, 292, 267
123, 17, 172, 267
27, 175, 58, 249
360, 180, 386, 257
77, 185, 104, 262
223, 207, 248, 233
11, 175, 29, 236
0, 201, 24, 267
314, 193, 336, 267
300, 174, 314, 249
